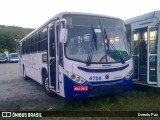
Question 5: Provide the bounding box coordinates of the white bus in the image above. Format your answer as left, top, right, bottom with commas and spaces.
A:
19, 12, 133, 99
125, 10, 160, 87
0, 53, 7, 63
9, 53, 19, 63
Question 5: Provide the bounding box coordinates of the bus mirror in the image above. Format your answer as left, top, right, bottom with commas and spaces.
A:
60, 28, 68, 43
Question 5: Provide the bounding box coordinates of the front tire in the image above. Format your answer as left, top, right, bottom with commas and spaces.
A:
42, 72, 55, 96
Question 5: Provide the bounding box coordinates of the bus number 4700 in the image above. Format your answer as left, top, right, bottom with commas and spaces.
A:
89, 76, 102, 81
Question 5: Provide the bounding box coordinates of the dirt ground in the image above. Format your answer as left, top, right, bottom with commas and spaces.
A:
0, 63, 63, 111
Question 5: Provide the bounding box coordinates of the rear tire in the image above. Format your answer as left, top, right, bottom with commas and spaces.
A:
23, 67, 29, 80
42, 72, 55, 96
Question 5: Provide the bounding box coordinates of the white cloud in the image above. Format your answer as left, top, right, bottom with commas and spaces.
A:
0, 0, 159, 28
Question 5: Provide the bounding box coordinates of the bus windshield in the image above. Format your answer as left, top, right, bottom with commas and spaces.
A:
0, 53, 6, 59
10, 54, 18, 59
64, 14, 129, 63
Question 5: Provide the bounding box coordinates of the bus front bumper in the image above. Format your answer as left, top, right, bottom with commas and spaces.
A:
0, 60, 7, 63
64, 75, 133, 99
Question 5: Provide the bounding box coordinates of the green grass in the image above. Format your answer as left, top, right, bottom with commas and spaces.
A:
4, 88, 160, 119
6, 102, 22, 111
54, 89, 160, 111
49, 89, 160, 120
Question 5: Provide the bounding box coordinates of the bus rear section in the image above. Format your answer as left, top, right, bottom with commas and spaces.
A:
19, 12, 133, 99
125, 10, 160, 87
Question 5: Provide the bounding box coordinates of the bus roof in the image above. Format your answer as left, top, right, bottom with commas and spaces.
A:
54, 12, 120, 19
125, 10, 160, 24
19, 12, 121, 43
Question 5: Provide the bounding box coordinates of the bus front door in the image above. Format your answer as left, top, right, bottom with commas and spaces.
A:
48, 25, 57, 91
132, 27, 158, 84
147, 27, 158, 84
132, 28, 148, 83
132, 29, 139, 80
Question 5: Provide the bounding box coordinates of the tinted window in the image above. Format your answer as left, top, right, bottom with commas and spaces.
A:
38, 28, 48, 51
31, 34, 38, 53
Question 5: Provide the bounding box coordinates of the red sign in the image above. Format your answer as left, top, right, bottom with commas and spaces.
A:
74, 86, 88, 91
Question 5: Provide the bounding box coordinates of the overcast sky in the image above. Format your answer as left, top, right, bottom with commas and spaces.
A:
0, 0, 160, 28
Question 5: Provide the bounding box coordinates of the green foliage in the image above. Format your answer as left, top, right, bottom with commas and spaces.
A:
0, 25, 34, 53
6, 102, 22, 111
5, 89, 160, 119
52, 89, 160, 112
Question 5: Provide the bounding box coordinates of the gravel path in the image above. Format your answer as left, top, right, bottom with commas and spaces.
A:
0, 63, 63, 111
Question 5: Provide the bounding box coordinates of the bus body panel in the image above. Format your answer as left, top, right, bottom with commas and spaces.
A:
64, 60, 132, 81
128, 18, 158, 30
125, 11, 160, 25
58, 65, 65, 97
157, 24, 160, 87
21, 52, 48, 84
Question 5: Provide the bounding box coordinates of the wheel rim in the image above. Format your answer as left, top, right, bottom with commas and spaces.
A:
44, 77, 50, 92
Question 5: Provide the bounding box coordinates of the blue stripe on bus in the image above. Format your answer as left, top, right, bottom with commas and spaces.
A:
78, 64, 129, 73
63, 75, 132, 99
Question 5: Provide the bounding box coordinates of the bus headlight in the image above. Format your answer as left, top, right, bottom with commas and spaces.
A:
76, 77, 80, 82
71, 74, 76, 79
65, 71, 86, 84
125, 70, 133, 79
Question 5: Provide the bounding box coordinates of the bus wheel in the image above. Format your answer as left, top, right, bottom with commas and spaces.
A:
23, 67, 29, 80
42, 73, 55, 96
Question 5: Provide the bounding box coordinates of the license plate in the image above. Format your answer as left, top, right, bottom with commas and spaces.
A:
74, 86, 88, 91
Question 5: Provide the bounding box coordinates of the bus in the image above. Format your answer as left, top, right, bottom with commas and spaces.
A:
0, 53, 7, 63
19, 12, 133, 99
125, 10, 160, 87
9, 53, 19, 63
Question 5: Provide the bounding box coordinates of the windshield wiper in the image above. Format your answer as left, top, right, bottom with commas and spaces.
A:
86, 24, 97, 66
104, 28, 125, 64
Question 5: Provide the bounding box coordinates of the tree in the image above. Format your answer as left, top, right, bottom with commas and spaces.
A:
0, 25, 34, 53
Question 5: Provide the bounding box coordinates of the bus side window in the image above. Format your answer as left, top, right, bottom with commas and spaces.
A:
38, 28, 48, 52
149, 27, 158, 54
22, 41, 26, 55
26, 38, 31, 54
31, 34, 38, 53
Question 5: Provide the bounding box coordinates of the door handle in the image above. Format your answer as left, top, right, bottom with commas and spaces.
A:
50, 57, 55, 65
